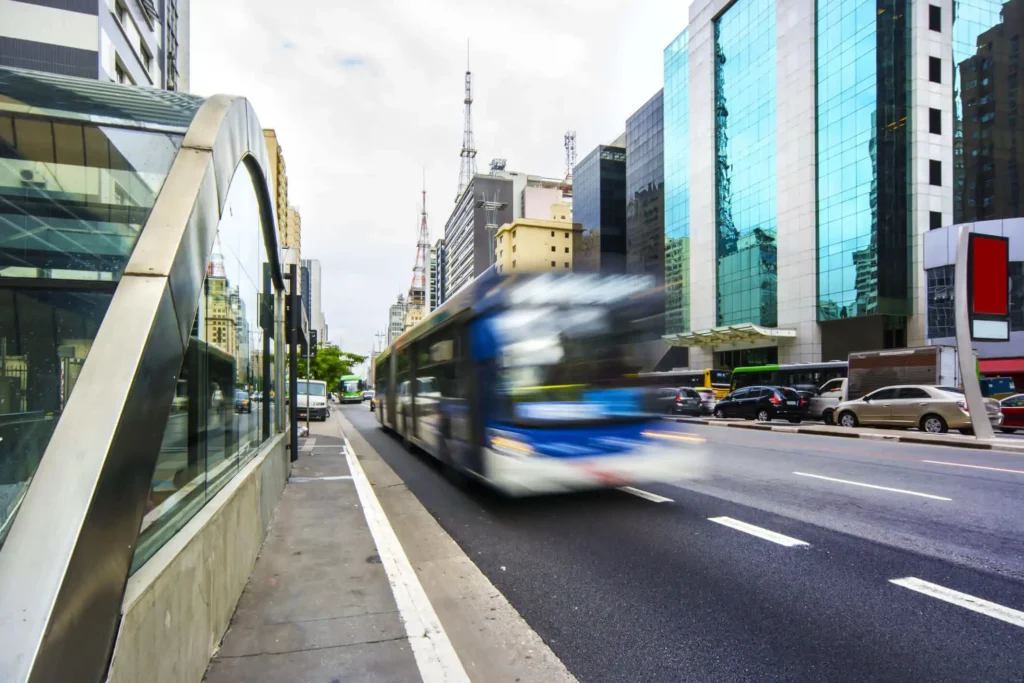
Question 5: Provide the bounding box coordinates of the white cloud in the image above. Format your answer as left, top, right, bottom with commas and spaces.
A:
190, 0, 693, 357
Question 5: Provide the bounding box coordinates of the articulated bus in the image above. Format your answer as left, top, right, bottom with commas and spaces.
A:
338, 375, 363, 404
374, 271, 706, 496
637, 369, 733, 400
730, 361, 848, 395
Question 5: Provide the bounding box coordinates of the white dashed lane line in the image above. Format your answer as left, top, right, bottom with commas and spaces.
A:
620, 486, 674, 503
891, 577, 1024, 629
793, 471, 952, 501
708, 516, 810, 548
920, 460, 1024, 476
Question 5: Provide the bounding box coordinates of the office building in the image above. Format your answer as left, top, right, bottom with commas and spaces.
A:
387, 294, 406, 345
283, 205, 301, 260
434, 238, 447, 307
301, 258, 326, 345
658, 0, 1020, 368
0, 0, 189, 90
263, 130, 290, 238
428, 245, 438, 312
573, 137, 627, 274
626, 90, 665, 283
494, 217, 582, 274
442, 174, 514, 298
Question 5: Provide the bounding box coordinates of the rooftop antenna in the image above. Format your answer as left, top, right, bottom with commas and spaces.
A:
409, 171, 430, 309
457, 40, 478, 200
564, 130, 577, 182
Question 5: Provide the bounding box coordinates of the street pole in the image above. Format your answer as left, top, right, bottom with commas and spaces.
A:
288, 264, 299, 461
306, 336, 310, 434
954, 225, 995, 439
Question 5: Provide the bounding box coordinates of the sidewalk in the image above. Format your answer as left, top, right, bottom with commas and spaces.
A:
671, 416, 1024, 453
203, 431, 421, 682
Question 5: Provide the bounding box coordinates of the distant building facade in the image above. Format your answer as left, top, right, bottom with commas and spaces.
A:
626, 90, 665, 284
0, 0, 190, 91
443, 174, 514, 298
387, 295, 406, 346
573, 138, 627, 274
494, 218, 582, 274
263, 130, 290, 240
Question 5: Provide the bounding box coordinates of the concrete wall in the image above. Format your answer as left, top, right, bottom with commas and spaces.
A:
106, 433, 289, 683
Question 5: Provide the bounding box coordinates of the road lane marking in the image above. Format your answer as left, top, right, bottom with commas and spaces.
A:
891, 577, 1024, 629
289, 475, 353, 482
793, 471, 952, 501
300, 438, 316, 451
921, 460, 1024, 475
343, 436, 470, 683
708, 516, 810, 547
620, 486, 674, 503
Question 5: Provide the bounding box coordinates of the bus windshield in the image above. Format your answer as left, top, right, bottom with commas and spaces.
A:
296, 381, 326, 396
491, 306, 646, 423
710, 370, 731, 387
342, 380, 360, 393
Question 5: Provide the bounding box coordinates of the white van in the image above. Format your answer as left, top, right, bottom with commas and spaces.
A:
296, 379, 329, 421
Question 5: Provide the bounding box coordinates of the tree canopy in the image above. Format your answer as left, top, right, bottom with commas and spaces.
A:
297, 344, 366, 390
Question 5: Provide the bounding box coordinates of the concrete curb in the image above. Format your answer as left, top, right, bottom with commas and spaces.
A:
669, 417, 1024, 454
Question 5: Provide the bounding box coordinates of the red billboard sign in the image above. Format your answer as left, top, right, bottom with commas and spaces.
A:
967, 233, 1010, 341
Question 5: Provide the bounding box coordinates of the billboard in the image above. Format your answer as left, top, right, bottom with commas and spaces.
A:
967, 233, 1010, 341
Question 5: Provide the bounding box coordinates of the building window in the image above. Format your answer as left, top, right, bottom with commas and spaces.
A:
929, 4, 941, 32
929, 57, 942, 83
564, 232, 569, 238
141, 43, 152, 74
551, 261, 556, 267
564, 262, 569, 268
930, 211, 943, 229
512, 260, 516, 268
551, 231, 555, 237
930, 159, 942, 186
551, 246, 556, 252
929, 108, 942, 134
512, 245, 516, 253
115, 0, 128, 25
564, 247, 569, 253
512, 230, 516, 238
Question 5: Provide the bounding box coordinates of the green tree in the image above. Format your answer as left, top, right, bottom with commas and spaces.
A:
297, 344, 366, 390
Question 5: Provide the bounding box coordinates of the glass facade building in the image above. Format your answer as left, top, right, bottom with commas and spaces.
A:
953, 0, 1024, 223
815, 0, 909, 326
664, 29, 690, 335
714, 0, 778, 327
573, 143, 627, 273
626, 89, 665, 284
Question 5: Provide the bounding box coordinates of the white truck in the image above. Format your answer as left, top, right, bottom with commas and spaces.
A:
296, 379, 329, 421
811, 346, 960, 424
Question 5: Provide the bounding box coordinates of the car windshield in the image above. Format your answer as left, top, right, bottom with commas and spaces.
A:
490, 306, 647, 423
296, 381, 326, 396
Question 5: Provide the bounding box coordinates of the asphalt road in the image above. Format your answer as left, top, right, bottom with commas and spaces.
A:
340, 403, 1024, 682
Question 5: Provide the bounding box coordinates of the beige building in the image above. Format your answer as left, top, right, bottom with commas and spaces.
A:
494, 218, 583, 274
283, 205, 302, 260
262, 130, 290, 241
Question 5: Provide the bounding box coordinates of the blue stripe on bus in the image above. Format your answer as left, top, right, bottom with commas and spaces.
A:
485, 420, 663, 459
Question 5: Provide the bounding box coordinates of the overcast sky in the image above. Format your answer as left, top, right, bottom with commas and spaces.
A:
191, 0, 692, 374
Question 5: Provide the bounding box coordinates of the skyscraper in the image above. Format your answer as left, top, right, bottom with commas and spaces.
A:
0, 0, 189, 91
572, 138, 627, 274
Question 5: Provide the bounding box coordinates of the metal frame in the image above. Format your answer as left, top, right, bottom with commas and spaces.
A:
955, 225, 996, 439
0, 95, 285, 683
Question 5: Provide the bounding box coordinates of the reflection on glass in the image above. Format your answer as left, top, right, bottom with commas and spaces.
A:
714, 0, 777, 327
0, 107, 183, 549
664, 28, 690, 335
133, 166, 276, 573
953, 0, 1023, 223
815, 0, 909, 321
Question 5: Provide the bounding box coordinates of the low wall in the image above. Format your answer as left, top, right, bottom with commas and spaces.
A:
106, 432, 289, 683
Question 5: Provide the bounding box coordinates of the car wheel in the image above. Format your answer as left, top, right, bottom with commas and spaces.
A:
920, 414, 948, 434
838, 411, 858, 428
757, 409, 771, 422
714, 408, 725, 419
822, 408, 834, 425
1000, 427, 1017, 434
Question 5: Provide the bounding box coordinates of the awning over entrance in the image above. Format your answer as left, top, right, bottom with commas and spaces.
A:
979, 358, 1024, 375
663, 322, 797, 347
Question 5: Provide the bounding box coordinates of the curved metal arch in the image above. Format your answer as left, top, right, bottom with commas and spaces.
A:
0, 95, 284, 683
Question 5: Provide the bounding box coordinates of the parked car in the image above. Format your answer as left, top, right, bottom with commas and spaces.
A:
712, 386, 806, 423
659, 387, 708, 416
234, 390, 252, 414
694, 388, 717, 414
808, 377, 846, 424
834, 385, 1003, 434
998, 394, 1024, 433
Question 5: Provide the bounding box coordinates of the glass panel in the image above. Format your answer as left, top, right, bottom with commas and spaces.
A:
0, 289, 112, 547
953, 0, 1022, 222
664, 28, 690, 334
715, 0, 778, 327
0, 114, 183, 282
132, 166, 276, 573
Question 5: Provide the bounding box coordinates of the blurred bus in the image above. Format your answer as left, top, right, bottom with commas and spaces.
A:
374, 271, 705, 496
337, 375, 363, 404
731, 361, 848, 397
636, 369, 732, 400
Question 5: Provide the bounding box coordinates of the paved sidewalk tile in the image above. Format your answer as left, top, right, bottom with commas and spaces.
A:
204, 435, 421, 683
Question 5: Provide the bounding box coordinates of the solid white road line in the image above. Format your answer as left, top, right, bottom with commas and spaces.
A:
891, 577, 1024, 629
299, 438, 316, 451
708, 516, 810, 547
921, 460, 1024, 476
343, 436, 470, 683
793, 471, 952, 501
620, 486, 674, 503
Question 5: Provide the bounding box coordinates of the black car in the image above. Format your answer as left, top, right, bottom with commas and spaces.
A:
712, 386, 806, 423
234, 390, 252, 414
659, 387, 711, 416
